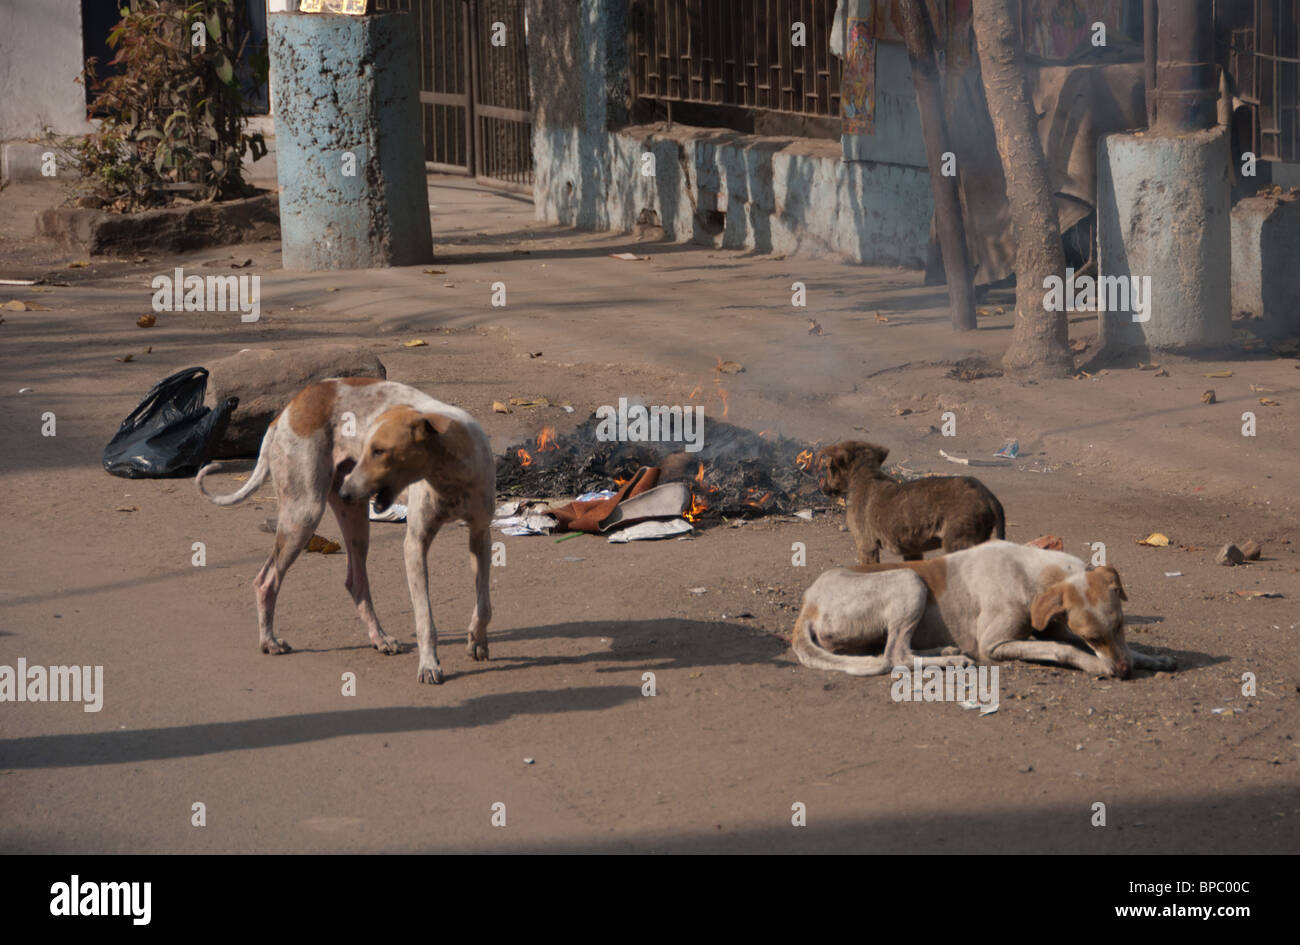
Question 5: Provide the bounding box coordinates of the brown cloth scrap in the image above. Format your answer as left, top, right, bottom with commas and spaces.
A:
550, 466, 689, 534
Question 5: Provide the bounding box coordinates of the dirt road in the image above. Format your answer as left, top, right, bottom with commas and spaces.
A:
1, 178, 1297, 852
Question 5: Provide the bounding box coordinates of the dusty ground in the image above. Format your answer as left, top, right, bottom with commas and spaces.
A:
1, 176, 1297, 853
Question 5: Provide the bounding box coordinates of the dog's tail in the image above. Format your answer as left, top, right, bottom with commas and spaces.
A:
196, 420, 274, 507
791, 606, 889, 676
991, 491, 1006, 540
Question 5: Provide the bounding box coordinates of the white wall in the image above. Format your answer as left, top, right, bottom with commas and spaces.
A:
0, 0, 93, 140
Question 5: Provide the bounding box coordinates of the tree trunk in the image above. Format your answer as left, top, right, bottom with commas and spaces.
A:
897, 0, 976, 332
971, 0, 1073, 378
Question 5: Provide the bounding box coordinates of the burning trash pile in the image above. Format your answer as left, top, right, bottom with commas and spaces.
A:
494, 411, 824, 537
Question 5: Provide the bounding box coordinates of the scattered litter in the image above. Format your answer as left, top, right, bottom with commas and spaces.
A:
1211, 708, 1240, 716
960, 700, 999, 716
794, 509, 814, 521
508, 397, 551, 408
115, 354, 134, 362
0, 278, 38, 286
715, 359, 744, 375
492, 401, 511, 414
137, 313, 156, 328
66, 261, 89, 269
609, 252, 649, 261
1258, 397, 1281, 407
422, 268, 447, 275
1138, 532, 1171, 547
1026, 535, 1063, 550
369, 500, 407, 523
1202, 370, 1233, 378
305, 535, 341, 554
576, 490, 617, 503
523, 758, 535, 765
561, 556, 583, 562
325, 287, 338, 293
553, 532, 584, 543
1201, 389, 1216, 404
17, 387, 32, 393
607, 518, 694, 542
528, 351, 543, 358
494, 511, 558, 536
808, 319, 825, 335
1153, 368, 1170, 377
688, 587, 707, 595
113, 505, 140, 512
3, 300, 30, 311
1250, 384, 1274, 393
1235, 590, 1283, 599
874, 311, 890, 323
403, 339, 428, 348
993, 440, 1019, 459
1164, 572, 1183, 578
562, 406, 574, 413
1216, 543, 1245, 566
940, 449, 1010, 467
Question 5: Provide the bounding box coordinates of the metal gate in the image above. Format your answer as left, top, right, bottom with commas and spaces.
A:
382, 0, 534, 192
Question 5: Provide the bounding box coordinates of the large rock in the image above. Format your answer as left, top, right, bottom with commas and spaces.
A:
204, 345, 387, 457
36, 191, 279, 255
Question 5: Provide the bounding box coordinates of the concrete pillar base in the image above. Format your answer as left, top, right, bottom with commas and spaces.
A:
1231, 192, 1300, 339
1097, 126, 1230, 351
268, 11, 432, 270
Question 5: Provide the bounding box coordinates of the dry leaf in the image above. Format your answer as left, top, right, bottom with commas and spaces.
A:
1202, 370, 1233, 378
1201, 390, 1216, 404
116, 354, 134, 363
66, 260, 89, 268
1249, 384, 1274, 393
509, 397, 550, 408
716, 360, 744, 374
137, 313, 156, 328
325, 287, 337, 292
423, 268, 447, 275
874, 311, 890, 323
808, 319, 824, 335
1259, 397, 1281, 406
492, 401, 511, 414
23, 300, 50, 311
113, 505, 140, 512
305, 534, 341, 554
403, 339, 428, 348
3, 300, 27, 311
1153, 368, 1170, 377
1138, 532, 1171, 547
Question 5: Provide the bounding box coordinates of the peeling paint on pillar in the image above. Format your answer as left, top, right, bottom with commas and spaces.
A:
268, 11, 432, 269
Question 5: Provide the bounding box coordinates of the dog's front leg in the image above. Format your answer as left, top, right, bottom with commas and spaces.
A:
404, 501, 447, 684
988, 639, 1112, 675
466, 522, 492, 661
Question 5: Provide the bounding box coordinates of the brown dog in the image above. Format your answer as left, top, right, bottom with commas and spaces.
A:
818, 441, 1005, 564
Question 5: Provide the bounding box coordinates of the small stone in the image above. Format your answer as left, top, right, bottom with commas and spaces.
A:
1216, 543, 1244, 566
1201, 389, 1216, 404
1241, 539, 1262, 560
523, 758, 535, 765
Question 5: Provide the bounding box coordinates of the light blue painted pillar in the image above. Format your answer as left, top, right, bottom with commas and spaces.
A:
267, 11, 432, 269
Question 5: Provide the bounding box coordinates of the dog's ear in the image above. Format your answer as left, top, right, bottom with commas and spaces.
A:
816, 443, 846, 471
1092, 565, 1128, 601
870, 444, 890, 465
1030, 583, 1069, 631
409, 415, 436, 443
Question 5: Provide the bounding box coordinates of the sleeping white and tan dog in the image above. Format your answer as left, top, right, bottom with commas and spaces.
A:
792, 540, 1176, 679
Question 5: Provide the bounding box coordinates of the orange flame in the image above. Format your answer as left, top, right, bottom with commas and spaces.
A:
537, 426, 558, 451
685, 492, 708, 522
694, 462, 705, 484
517, 448, 532, 468
718, 388, 729, 418
796, 449, 814, 470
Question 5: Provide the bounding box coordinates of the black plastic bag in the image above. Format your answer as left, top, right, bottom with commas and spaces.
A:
103, 367, 238, 479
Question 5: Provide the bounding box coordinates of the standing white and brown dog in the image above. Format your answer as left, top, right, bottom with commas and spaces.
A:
197, 378, 495, 684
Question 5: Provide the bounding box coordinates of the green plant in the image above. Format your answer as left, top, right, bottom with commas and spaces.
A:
66, 0, 268, 211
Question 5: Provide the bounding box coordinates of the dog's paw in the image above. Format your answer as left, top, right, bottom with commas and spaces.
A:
468, 641, 489, 661
261, 637, 292, 655
417, 664, 444, 685
372, 633, 402, 655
